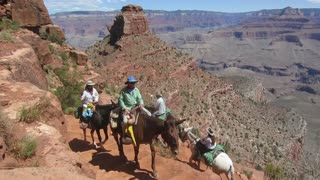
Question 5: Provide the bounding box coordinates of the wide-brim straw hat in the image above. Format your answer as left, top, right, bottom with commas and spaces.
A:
86, 80, 95, 86
207, 127, 215, 137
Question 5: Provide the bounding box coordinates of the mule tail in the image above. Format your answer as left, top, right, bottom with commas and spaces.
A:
227, 164, 234, 180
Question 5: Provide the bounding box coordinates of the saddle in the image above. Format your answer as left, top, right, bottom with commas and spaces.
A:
202, 144, 225, 166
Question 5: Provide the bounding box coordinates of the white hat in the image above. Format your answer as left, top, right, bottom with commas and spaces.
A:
86, 80, 95, 86
207, 127, 215, 137
155, 91, 162, 97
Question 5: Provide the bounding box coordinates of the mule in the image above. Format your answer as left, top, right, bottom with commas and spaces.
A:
110, 109, 185, 178
79, 103, 116, 147
179, 127, 234, 180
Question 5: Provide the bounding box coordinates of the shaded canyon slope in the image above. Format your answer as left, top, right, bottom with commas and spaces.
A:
86, 5, 306, 177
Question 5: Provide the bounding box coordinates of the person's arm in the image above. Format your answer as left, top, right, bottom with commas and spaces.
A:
119, 89, 129, 110
93, 88, 99, 103
136, 88, 144, 106
153, 99, 161, 115
80, 91, 86, 103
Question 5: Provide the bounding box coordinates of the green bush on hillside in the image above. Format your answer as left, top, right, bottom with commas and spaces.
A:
265, 163, 284, 179
54, 67, 83, 114
9, 135, 37, 160
18, 105, 41, 124
0, 17, 19, 32
0, 31, 15, 42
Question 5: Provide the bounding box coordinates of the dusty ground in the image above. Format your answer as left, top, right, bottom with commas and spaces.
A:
65, 114, 264, 180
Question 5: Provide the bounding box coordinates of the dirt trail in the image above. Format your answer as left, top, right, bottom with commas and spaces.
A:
65, 115, 262, 180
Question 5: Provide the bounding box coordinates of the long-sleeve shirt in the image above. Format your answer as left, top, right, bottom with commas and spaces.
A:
201, 136, 216, 150
119, 87, 144, 110
81, 88, 99, 104
153, 97, 166, 116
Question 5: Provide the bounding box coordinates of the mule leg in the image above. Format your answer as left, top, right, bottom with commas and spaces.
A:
90, 129, 97, 148
83, 129, 87, 142
134, 144, 140, 169
150, 141, 158, 179
96, 129, 102, 145
102, 127, 108, 144
113, 131, 126, 159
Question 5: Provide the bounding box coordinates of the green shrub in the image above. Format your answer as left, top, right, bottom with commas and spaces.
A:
0, 18, 19, 32
10, 136, 37, 160
0, 112, 10, 140
60, 52, 69, 62
54, 67, 83, 113
21, 136, 37, 159
18, 105, 41, 124
40, 31, 63, 44
265, 163, 284, 179
0, 31, 15, 42
48, 44, 56, 54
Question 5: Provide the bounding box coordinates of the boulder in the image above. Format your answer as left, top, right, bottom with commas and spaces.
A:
11, 0, 52, 27
39, 24, 66, 43
69, 50, 88, 66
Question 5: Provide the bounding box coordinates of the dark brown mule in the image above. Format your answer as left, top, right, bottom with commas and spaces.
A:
110, 110, 185, 178
80, 103, 116, 147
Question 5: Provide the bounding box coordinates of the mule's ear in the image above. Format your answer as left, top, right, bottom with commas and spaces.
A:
111, 100, 116, 105
175, 119, 187, 126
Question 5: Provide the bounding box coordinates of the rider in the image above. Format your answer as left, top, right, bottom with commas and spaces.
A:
193, 127, 217, 160
201, 127, 217, 150
119, 76, 146, 140
80, 80, 99, 127
152, 91, 167, 118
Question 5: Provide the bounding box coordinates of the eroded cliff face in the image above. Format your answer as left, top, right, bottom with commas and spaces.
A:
211, 7, 320, 42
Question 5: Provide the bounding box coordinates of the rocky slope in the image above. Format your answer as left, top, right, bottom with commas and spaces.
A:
86, 5, 307, 178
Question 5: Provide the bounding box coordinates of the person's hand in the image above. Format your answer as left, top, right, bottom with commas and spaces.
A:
124, 109, 130, 115
138, 104, 144, 109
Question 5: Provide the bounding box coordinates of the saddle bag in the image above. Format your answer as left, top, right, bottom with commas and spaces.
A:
74, 107, 82, 119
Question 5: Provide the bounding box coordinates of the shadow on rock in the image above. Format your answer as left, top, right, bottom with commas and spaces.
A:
89, 151, 155, 179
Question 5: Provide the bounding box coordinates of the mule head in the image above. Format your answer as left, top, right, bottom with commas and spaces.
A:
178, 126, 193, 143
161, 115, 186, 155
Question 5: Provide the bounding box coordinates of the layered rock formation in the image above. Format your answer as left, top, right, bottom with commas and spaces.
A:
108, 4, 149, 44
212, 7, 320, 43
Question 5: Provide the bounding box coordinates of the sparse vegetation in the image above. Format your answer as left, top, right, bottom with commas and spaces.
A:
0, 17, 20, 32
60, 52, 69, 62
48, 44, 56, 54
18, 105, 41, 124
265, 163, 284, 180
241, 169, 253, 179
40, 31, 63, 44
54, 67, 83, 114
0, 112, 10, 141
0, 31, 15, 42
9, 136, 37, 160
